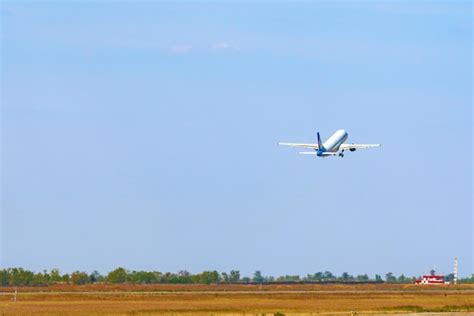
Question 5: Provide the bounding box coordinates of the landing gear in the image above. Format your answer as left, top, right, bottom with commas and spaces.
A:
339, 150, 345, 158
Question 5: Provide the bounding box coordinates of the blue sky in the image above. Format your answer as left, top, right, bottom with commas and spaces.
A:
1, 2, 472, 278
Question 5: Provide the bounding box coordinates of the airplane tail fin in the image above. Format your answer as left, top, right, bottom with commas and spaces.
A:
317, 132, 324, 150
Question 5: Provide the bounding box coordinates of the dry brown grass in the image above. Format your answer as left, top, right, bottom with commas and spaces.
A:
1, 283, 473, 293
0, 284, 473, 315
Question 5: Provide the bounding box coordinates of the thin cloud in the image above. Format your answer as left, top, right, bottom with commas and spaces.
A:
212, 41, 238, 52
170, 44, 193, 54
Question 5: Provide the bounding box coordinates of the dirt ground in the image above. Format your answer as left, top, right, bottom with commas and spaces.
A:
0, 283, 473, 315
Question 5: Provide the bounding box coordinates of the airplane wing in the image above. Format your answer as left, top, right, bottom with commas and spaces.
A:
278, 142, 319, 150
339, 144, 381, 150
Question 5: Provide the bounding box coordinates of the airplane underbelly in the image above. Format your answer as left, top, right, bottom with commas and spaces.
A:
325, 134, 348, 152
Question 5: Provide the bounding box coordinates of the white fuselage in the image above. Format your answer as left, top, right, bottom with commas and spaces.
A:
321, 129, 348, 153
278, 129, 379, 158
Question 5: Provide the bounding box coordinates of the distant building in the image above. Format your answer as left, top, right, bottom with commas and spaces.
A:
415, 270, 447, 285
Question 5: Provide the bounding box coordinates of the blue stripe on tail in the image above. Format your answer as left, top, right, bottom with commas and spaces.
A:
317, 132, 324, 150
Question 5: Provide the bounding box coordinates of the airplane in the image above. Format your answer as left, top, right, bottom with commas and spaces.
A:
279, 129, 380, 158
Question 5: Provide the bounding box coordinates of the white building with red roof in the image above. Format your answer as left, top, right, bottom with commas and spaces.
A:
415, 270, 447, 285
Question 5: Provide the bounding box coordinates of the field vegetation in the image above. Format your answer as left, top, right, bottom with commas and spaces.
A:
0, 283, 473, 315
2, 268, 473, 315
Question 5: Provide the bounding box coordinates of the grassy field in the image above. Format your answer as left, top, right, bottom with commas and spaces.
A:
0, 283, 473, 315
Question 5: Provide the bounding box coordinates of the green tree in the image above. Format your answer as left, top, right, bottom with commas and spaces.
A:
32, 270, 50, 285
0, 269, 9, 286
340, 272, 352, 281
50, 269, 62, 283
62, 273, 70, 283
444, 273, 455, 283
314, 272, 323, 281
128, 270, 157, 284
176, 270, 192, 283
199, 271, 220, 284
398, 274, 408, 283
107, 267, 128, 284
253, 271, 265, 283
89, 270, 103, 283
461, 275, 474, 283
161, 272, 174, 283
375, 274, 383, 282
9, 268, 34, 285
356, 274, 369, 281
385, 272, 396, 283
277, 275, 300, 282
322, 271, 334, 280
221, 272, 229, 283
229, 270, 240, 282
241, 277, 250, 283
305, 272, 324, 282
71, 271, 89, 285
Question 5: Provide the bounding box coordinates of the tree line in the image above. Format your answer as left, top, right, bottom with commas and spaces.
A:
0, 267, 470, 286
